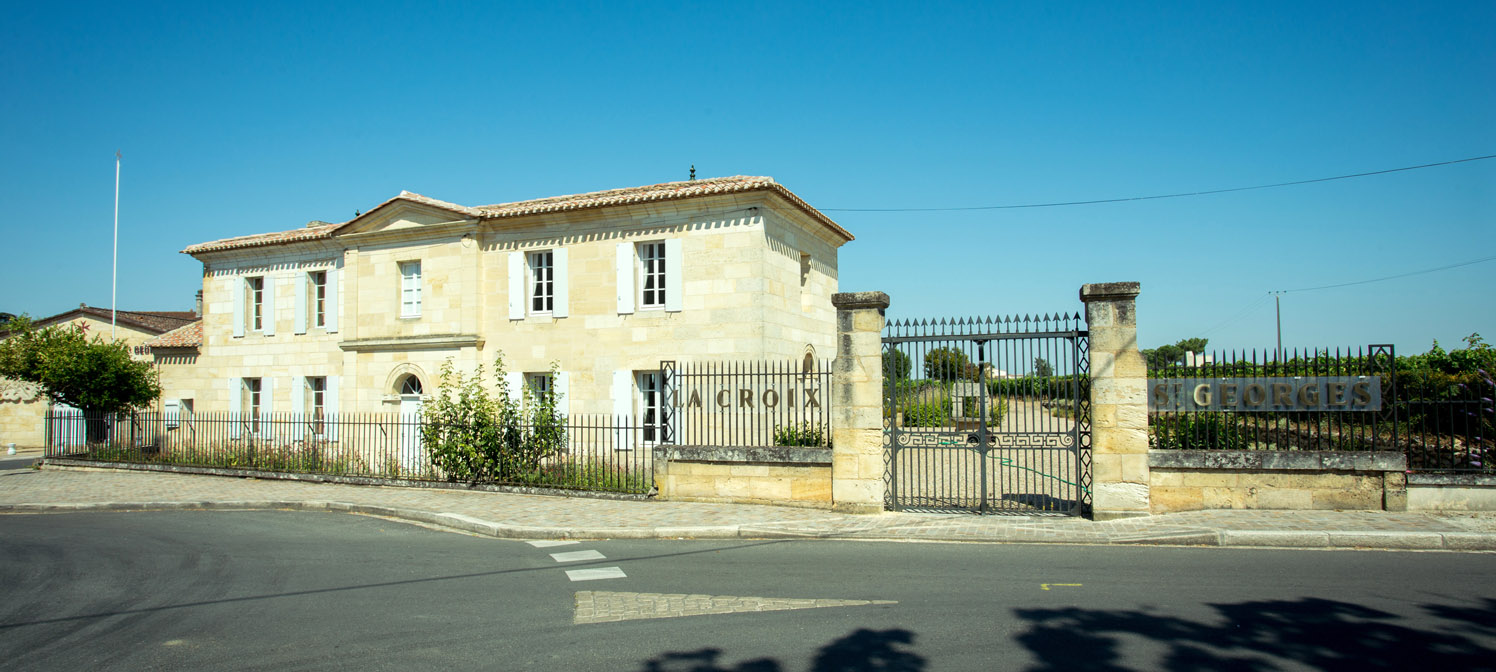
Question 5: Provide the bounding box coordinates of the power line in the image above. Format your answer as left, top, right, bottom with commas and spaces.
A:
1278, 253, 1496, 293
821, 153, 1496, 212
1197, 294, 1272, 337
1188, 252, 1495, 340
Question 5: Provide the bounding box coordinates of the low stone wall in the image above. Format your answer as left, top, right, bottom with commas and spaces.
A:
1148, 450, 1407, 513
653, 445, 832, 508
1408, 474, 1496, 511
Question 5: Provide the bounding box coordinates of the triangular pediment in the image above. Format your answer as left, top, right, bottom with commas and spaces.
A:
333, 192, 481, 237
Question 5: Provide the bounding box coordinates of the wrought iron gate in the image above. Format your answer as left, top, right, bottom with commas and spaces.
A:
883, 313, 1091, 515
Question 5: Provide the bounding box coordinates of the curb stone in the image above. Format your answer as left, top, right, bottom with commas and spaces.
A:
2, 500, 1495, 551
1221, 530, 1331, 548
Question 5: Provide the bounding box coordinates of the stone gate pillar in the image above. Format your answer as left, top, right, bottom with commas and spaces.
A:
1080, 282, 1151, 519
830, 291, 889, 514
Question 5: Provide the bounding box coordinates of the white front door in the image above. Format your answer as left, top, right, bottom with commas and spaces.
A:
398, 376, 424, 474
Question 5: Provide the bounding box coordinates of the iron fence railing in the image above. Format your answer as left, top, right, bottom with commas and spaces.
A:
1397, 370, 1493, 473
44, 411, 656, 494
661, 359, 833, 447
1147, 346, 1495, 473
880, 314, 1091, 516
1148, 346, 1396, 453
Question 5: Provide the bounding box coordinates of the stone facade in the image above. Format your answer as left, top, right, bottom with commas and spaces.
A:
1149, 450, 1408, 512
652, 446, 833, 507
1080, 282, 1151, 519
173, 177, 852, 427
829, 291, 889, 513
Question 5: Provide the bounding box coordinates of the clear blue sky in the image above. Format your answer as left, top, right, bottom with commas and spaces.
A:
3, 1, 1492, 356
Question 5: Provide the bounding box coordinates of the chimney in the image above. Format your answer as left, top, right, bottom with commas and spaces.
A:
194, 290, 203, 318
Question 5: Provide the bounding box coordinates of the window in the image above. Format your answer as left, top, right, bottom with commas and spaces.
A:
529, 251, 553, 314
310, 271, 327, 328
246, 277, 264, 332
306, 377, 326, 435
526, 372, 552, 397
242, 378, 262, 423
399, 261, 422, 317
638, 371, 671, 444
638, 242, 666, 309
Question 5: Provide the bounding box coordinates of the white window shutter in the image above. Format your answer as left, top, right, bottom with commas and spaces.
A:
664, 238, 683, 312
505, 371, 523, 404
616, 243, 634, 314
508, 252, 525, 320
229, 379, 242, 438
233, 279, 245, 338
164, 399, 180, 429
326, 376, 340, 441
260, 377, 275, 437
553, 248, 569, 319
555, 371, 570, 415
611, 369, 633, 450
325, 267, 340, 333
263, 277, 277, 336
291, 375, 305, 440
294, 273, 307, 334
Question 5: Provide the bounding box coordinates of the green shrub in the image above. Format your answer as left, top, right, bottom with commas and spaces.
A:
422, 353, 568, 484
773, 422, 828, 447
1149, 414, 1251, 450
901, 400, 951, 427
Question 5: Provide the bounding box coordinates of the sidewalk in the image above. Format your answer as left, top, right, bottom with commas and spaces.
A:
2, 464, 1493, 551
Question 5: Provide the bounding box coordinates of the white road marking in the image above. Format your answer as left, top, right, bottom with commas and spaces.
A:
527, 540, 581, 548
567, 567, 628, 582
551, 550, 607, 563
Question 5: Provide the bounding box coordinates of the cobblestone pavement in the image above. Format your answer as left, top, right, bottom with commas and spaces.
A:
2, 465, 1493, 551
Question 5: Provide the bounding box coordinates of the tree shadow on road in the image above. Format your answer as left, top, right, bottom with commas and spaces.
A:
637, 627, 925, 672
1013, 596, 1496, 671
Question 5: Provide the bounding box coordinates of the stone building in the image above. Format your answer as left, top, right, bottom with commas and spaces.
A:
0, 305, 197, 448
171, 176, 853, 434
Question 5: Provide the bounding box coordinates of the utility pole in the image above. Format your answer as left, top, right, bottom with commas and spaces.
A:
1272, 291, 1283, 361
112, 150, 121, 340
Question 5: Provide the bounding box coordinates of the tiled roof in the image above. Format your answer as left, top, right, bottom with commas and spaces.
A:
143, 320, 202, 349
21, 306, 196, 336
468, 176, 852, 240
183, 176, 851, 255
183, 220, 343, 255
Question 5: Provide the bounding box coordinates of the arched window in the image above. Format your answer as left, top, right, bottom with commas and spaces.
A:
399, 376, 422, 397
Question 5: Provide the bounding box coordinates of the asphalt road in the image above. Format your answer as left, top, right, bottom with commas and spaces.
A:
1, 511, 1493, 671
0, 455, 41, 471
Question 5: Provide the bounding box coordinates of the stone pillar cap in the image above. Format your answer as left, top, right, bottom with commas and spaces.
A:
832, 291, 890, 310
1080, 282, 1141, 302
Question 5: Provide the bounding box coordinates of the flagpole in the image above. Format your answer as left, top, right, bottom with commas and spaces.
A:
112, 150, 120, 340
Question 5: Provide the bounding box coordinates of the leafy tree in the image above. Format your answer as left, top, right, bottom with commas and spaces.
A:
882, 348, 912, 381
1033, 357, 1054, 378
1175, 337, 1209, 356
1143, 337, 1209, 370
0, 317, 160, 440
924, 347, 972, 382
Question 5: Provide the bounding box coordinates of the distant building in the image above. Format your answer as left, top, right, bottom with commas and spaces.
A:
0, 305, 197, 448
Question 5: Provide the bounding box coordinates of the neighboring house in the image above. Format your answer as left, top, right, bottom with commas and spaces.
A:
0, 304, 198, 448
172, 175, 854, 436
